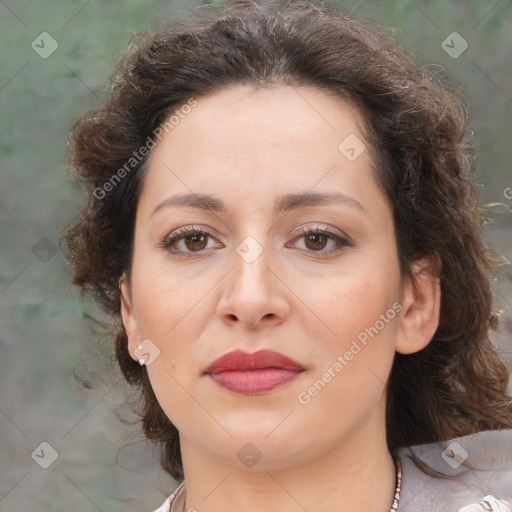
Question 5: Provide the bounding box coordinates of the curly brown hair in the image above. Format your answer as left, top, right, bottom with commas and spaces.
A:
63, 0, 512, 480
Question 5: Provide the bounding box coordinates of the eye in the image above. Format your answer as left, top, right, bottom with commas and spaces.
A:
159, 224, 352, 257
159, 226, 221, 255
288, 225, 353, 254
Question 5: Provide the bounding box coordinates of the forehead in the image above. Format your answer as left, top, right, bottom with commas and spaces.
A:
156, 84, 366, 156
138, 84, 385, 218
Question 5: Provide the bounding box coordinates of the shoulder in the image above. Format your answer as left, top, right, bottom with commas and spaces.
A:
151, 481, 185, 512
397, 429, 512, 511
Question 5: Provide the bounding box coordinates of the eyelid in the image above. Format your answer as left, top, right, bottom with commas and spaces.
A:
158, 225, 221, 252
159, 223, 353, 256
289, 224, 354, 251
294, 223, 351, 241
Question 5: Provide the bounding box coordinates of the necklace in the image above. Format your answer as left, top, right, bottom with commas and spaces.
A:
390, 455, 402, 511
176, 456, 402, 512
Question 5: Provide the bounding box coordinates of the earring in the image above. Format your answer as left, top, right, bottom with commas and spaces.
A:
137, 340, 145, 366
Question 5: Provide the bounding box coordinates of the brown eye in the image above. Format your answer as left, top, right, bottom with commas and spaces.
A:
289, 226, 353, 254
160, 227, 220, 255
183, 233, 208, 251
304, 232, 329, 251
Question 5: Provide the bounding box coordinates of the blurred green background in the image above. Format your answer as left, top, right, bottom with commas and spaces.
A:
1, 0, 511, 510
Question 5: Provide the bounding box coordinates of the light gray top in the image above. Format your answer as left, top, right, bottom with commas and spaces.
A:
396, 429, 512, 511
152, 429, 512, 512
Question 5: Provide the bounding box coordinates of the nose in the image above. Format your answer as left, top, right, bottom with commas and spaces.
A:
216, 239, 290, 330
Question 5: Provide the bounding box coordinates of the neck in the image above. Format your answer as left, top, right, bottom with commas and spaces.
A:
179, 412, 396, 512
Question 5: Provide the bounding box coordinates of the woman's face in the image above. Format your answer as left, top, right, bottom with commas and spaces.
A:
121, 84, 419, 470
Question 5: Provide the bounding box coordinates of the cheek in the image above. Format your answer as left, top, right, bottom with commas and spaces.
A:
135, 281, 216, 431
295, 281, 399, 428
131, 257, 212, 339
129, 266, 216, 417
295, 261, 400, 347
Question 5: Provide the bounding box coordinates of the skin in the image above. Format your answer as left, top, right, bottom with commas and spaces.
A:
120, 84, 441, 512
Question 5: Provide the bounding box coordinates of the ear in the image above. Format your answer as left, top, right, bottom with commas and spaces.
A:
119, 274, 141, 362
395, 254, 442, 355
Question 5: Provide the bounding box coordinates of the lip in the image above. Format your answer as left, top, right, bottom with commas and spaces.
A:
204, 349, 305, 395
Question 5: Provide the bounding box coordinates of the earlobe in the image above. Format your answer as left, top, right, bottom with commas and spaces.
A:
395, 255, 442, 355
119, 274, 141, 361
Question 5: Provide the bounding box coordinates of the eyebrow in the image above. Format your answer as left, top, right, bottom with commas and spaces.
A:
150, 191, 365, 217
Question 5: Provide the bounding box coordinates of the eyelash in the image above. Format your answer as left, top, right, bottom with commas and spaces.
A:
159, 224, 353, 257
292, 225, 353, 254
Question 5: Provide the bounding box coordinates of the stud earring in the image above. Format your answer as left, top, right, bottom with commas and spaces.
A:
137, 340, 145, 366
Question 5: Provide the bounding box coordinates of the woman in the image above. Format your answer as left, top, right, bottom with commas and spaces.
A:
63, 1, 512, 510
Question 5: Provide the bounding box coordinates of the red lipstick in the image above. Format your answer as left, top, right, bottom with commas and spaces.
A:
204, 349, 304, 395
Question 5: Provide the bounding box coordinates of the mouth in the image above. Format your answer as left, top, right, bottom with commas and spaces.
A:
204, 349, 305, 395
